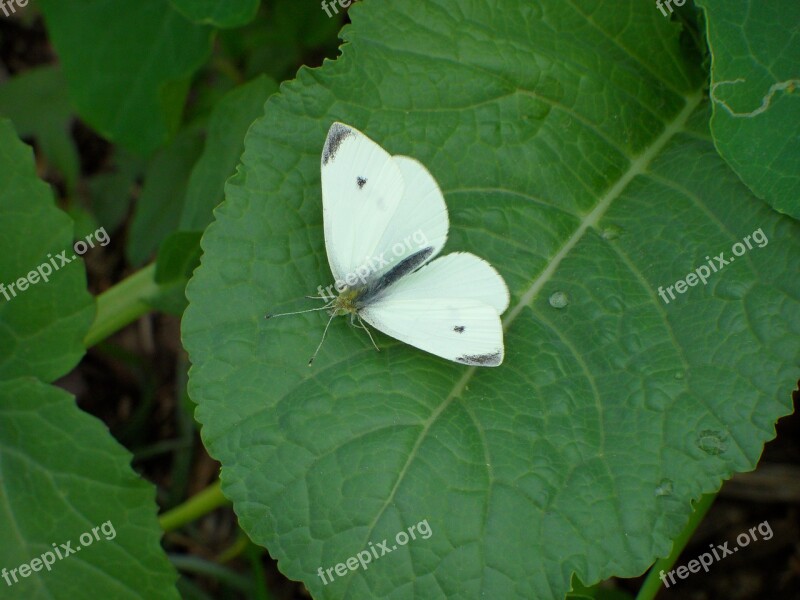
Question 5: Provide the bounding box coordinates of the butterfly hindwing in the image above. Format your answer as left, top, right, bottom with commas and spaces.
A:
359, 252, 508, 366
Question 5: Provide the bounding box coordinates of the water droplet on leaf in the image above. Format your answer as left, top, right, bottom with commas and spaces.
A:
548, 291, 569, 309
696, 429, 728, 455
655, 478, 673, 497
601, 224, 622, 240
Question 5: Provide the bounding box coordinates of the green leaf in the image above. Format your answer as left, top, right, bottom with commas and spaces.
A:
152, 75, 277, 312
0, 66, 79, 193
156, 231, 203, 284
179, 74, 278, 231
218, 0, 343, 82
0, 120, 177, 597
39, 0, 213, 156
698, 0, 800, 219
0, 119, 93, 382
131, 74, 276, 268
127, 123, 206, 266
145, 279, 194, 316
183, 2, 800, 598
0, 378, 179, 599
168, 0, 260, 28
86, 149, 145, 233
568, 574, 634, 600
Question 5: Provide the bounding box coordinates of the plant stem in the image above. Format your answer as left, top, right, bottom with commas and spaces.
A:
635, 492, 717, 600
84, 264, 161, 347
159, 480, 229, 532
246, 542, 272, 600
217, 532, 251, 563
168, 554, 252, 593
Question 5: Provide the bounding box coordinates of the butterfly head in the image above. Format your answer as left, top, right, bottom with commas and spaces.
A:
330, 287, 362, 317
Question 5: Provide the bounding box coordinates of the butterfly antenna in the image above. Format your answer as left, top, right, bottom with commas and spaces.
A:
308, 312, 337, 366
356, 314, 381, 353
265, 302, 333, 319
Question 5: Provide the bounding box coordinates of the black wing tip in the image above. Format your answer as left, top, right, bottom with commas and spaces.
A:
456, 350, 504, 367
322, 122, 354, 165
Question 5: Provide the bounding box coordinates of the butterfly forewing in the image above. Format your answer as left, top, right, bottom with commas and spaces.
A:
321, 123, 405, 282
366, 155, 449, 268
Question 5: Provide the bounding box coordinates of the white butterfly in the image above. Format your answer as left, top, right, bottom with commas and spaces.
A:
269, 122, 509, 366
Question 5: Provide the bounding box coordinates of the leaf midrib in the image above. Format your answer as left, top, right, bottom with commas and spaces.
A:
344, 90, 704, 595
505, 92, 705, 323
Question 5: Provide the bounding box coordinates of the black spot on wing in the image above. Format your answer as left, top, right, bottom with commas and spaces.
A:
322, 123, 354, 165
357, 246, 434, 305
453, 325, 465, 333
356, 176, 367, 189
456, 350, 503, 366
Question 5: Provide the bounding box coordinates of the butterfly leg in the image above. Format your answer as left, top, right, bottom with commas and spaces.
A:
353, 314, 380, 352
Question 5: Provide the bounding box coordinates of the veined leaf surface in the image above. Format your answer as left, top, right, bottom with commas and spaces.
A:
183, 2, 800, 598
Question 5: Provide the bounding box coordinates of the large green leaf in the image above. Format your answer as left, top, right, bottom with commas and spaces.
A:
0, 379, 179, 599
0, 119, 93, 382
127, 122, 206, 266
150, 75, 278, 305
182, 1, 799, 598
0, 120, 178, 598
39, 0, 213, 156
179, 74, 278, 231
698, 0, 800, 219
